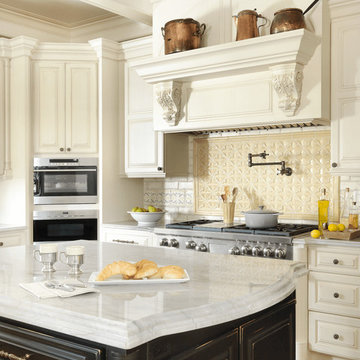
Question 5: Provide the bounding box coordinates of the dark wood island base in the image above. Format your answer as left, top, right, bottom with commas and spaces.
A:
0, 292, 295, 360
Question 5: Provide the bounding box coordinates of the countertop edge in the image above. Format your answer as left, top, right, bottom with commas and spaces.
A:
0, 262, 305, 349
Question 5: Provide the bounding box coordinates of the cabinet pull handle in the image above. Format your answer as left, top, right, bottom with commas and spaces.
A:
59, 147, 64, 152
333, 334, 339, 340
333, 259, 339, 265
67, 147, 71, 152
112, 239, 138, 245
157, 167, 163, 171
0, 350, 31, 360
333, 292, 339, 298
0, 242, 3, 247
331, 162, 338, 168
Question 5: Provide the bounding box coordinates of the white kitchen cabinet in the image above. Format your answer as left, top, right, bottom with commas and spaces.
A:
33, 61, 97, 155
0, 229, 25, 247
330, 4, 360, 175
308, 244, 360, 359
123, 37, 165, 177
101, 226, 153, 247
122, 37, 189, 178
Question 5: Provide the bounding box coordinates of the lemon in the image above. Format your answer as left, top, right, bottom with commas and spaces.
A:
338, 224, 345, 232
311, 229, 321, 239
328, 224, 338, 232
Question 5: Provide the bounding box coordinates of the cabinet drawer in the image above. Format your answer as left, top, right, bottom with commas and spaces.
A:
101, 229, 150, 246
309, 272, 360, 318
309, 311, 360, 359
0, 320, 102, 359
308, 246, 360, 276
0, 231, 25, 247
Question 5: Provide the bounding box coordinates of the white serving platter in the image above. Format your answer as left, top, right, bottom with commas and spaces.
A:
88, 270, 190, 286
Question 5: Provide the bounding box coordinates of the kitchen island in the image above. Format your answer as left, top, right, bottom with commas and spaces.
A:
0, 240, 306, 359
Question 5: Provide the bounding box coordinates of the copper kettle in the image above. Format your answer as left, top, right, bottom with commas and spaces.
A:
233, 9, 268, 41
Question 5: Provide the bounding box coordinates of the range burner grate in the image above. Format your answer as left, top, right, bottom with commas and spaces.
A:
165, 219, 220, 230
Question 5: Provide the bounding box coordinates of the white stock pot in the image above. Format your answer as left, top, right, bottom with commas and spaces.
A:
243, 206, 281, 229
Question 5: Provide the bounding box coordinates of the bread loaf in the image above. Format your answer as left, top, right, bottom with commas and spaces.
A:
96, 261, 137, 281
149, 265, 186, 279
96, 259, 185, 281
134, 259, 158, 279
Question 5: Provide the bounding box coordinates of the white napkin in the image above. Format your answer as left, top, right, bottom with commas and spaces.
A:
20, 280, 99, 299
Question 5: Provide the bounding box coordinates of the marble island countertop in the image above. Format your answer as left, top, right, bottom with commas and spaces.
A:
0, 240, 306, 350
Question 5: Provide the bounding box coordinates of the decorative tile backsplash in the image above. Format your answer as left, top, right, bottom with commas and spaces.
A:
144, 129, 342, 222
194, 130, 339, 221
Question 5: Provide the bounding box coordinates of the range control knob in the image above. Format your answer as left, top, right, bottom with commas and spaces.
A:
263, 243, 274, 257
169, 238, 179, 248
195, 243, 208, 252
185, 240, 197, 249
252, 243, 262, 256
275, 246, 287, 259
159, 238, 169, 247
229, 246, 241, 255
240, 243, 252, 255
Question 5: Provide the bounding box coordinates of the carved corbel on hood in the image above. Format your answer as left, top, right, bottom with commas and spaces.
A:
155, 81, 182, 126
271, 63, 304, 117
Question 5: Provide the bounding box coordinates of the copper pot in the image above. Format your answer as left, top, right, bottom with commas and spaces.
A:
161, 18, 206, 55
270, 8, 305, 34
233, 10, 268, 41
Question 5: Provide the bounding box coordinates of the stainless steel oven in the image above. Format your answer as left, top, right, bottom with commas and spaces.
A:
33, 158, 98, 205
33, 210, 97, 242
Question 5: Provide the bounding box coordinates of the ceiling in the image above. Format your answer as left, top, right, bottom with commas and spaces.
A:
0, 0, 152, 27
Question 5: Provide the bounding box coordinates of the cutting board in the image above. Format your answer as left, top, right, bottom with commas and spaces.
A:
323, 229, 360, 240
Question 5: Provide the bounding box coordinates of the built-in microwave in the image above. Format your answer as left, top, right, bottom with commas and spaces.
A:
33, 210, 97, 242
33, 158, 97, 205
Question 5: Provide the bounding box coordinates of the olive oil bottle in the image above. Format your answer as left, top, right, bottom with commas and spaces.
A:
318, 188, 329, 234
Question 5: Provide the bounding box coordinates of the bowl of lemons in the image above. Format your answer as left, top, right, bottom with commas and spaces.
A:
128, 206, 165, 226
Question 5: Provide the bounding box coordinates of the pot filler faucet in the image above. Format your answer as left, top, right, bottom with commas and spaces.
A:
248, 151, 292, 176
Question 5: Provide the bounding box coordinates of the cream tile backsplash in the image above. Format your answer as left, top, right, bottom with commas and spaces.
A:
144, 128, 350, 223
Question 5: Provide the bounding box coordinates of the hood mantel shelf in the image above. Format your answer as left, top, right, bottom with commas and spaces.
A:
133, 29, 321, 129
134, 29, 319, 84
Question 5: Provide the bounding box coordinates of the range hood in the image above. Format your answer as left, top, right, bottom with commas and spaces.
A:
133, 29, 328, 133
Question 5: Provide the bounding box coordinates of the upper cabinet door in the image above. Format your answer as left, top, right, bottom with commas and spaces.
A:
65, 63, 98, 154
33, 62, 66, 154
331, 14, 360, 175
33, 61, 98, 155
124, 57, 165, 178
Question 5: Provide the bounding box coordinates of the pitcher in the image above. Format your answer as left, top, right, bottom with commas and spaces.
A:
233, 9, 267, 41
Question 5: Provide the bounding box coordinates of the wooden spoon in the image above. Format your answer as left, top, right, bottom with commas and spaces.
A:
224, 186, 230, 202
232, 187, 239, 202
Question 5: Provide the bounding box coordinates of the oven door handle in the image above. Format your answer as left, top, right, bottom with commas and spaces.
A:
33, 168, 97, 172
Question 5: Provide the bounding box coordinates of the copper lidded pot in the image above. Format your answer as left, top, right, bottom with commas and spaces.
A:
270, 8, 305, 34
233, 9, 267, 41
161, 18, 206, 55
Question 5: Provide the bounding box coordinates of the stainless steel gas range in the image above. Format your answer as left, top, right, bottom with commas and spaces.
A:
154, 220, 317, 260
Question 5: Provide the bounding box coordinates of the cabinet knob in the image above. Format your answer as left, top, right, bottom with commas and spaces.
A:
333, 259, 339, 265
67, 147, 71, 152
60, 147, 64, 152
0, 242, 3, 247
333, 292, 339, 298
331, 162, 338, 168
157, 167, 163, 171
333, 334, 339, 340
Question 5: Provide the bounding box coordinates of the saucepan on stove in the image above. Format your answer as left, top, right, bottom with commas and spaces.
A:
243, 206, 281, 229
